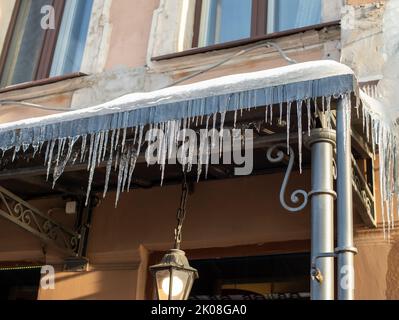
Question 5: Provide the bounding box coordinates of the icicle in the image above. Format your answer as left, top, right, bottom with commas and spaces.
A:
53, 136, 78, 188
197, 131, 205, 182
109, 130, 116, 160
366, 112, 370, 142
181, 120, 187, 170
205, 115, 211, 179
86, 133, 101, 206
121, 128, 127, 153
355, 95, 360, 119
212, 113, 217, 137
167, 121, 176, 161
313, 97, 318, 116
121, 146, 131, 192
102, 130, 109, 162
279, 102, 283, 126
157, 122, 165, 165
160, 123, 169, 186
60, 137, 66, 157
219, 111, 226, 158
233, 110, 238, 128
127, 150, 138, 191
115, 146, 130, 207
132, 126, 138, 146
87, 134, 95, 171
115, 157, 124, 207
44, 141, 50, 164
297, 100, 303, 174
39, 141, 44, 154
265, 106, 268, 124
306, 99, 311, 136
326, 96, 332, 129
114, 128, 120, 151
32, 143, 40, 158
114, 149, 120, 171
97, 131, 105, 165
103, 150, 113, 198
286, 102, 292, 154
371, 118, 377, 158
55, 138, 66, 170
46, 140, 56, 181
22, 143, 30, 153
269, 105, 273, 125
12, 146, 20, 162
80, 135, 87, 163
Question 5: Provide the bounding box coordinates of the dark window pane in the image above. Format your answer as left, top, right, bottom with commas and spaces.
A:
0, 0, 52, 87
199, 0, 252, 47
273, 0, 321, 32
50, 0, 93, 76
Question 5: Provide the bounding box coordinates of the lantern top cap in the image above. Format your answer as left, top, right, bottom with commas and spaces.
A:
149, 249, 198, 278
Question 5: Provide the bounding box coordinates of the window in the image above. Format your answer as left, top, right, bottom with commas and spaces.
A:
0, 0, 93, 88
189, 253, 310, 300
194, 0, 322, 48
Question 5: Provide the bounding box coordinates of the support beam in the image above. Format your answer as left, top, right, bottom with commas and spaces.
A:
336, 97, 357, 300
305, 129, 335, 300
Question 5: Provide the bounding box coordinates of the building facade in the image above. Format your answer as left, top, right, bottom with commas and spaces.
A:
0, 0, 397, 300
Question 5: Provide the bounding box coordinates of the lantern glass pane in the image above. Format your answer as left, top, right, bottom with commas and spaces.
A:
155, 269, 172, 300
170, 269, 191, 300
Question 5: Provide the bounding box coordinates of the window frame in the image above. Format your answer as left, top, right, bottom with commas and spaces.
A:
193, 0, 269, 48
0, 0, 66, 87
192, 0, 322, 49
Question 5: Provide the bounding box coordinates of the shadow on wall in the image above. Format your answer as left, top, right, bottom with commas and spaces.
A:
386, 236, 399, 299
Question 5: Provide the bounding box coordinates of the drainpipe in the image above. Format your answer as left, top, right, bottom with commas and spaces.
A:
305, 129, 336, 300
336, 97, 357, 300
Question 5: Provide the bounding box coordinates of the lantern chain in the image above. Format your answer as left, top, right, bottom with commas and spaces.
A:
174, 174, 189, 249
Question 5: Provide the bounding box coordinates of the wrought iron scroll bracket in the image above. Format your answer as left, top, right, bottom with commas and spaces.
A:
266, 144, 308, 212
0, 186, 81, 256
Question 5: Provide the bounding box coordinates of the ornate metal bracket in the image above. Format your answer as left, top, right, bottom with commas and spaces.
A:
0, 186, 81, 256
266, 144, 308, 212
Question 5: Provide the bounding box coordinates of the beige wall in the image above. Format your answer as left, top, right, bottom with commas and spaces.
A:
34, 172, 312, 300
105, 0, 159, 70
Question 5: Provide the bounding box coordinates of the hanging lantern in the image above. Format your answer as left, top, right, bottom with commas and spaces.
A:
150, 249, 198, 300
150, 174, 198, 300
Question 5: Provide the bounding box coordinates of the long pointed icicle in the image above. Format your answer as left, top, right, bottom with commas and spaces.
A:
297, 101, 303, 174
306, 99, 311, 136
286, 102, 292, 155
86, 133, 101, 206
80, 135, 87, 163
46, 140, 56, 181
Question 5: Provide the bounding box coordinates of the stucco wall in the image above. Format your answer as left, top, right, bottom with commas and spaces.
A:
105, 0, 159, 70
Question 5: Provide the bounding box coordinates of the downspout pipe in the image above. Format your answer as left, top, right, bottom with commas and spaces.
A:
305, 128, 336, 300
336, 97, 358, 300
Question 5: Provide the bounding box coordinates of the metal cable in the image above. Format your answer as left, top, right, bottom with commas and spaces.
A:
174, 173, 189, 249
164, 41, 297, 88
0, 100, 71, 112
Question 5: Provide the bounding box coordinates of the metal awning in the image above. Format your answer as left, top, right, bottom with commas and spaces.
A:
0, 60, 356, 151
